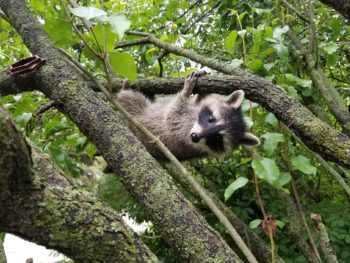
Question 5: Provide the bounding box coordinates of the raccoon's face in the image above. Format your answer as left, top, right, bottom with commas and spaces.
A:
190, 90, 260, 154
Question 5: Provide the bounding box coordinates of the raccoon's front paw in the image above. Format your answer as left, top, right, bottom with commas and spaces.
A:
182, 70, 207, 97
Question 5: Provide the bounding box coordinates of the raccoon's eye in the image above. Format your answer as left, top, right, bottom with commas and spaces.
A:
208, 116, 216, 123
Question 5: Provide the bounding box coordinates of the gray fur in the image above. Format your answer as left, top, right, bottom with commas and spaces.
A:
117, 72, 260, 160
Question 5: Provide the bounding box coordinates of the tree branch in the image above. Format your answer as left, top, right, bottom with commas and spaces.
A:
2, 69, 350, 168
286, 29, 350, 135
319, 0, 350, 19
0, 106, 158, 263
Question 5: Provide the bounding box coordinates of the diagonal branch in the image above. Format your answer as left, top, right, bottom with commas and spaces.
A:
286, 29, 350, 134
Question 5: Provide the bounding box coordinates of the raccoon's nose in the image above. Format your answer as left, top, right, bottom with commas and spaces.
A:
190, 133, 200, 143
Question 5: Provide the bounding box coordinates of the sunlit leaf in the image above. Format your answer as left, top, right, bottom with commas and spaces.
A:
225, 30, 238, 53
252, 158, 280, 184
71, 6, 106, 20
109, 51, 137, 83
230, 58, 243, 69
275, 172, 291, 187
249, 219, 262, 229
224, 177, 249, 201
285, 74, 312, 88
321, 42, 338, 54
90, 24, 117, 52
273, 26, 289, 40
109, 14, 131, 41
248, 59, 263, 71
291, 155, 317, 175
261, 132, 284, 156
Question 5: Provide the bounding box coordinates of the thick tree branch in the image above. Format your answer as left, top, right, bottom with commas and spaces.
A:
0, 106, 158, 263
2, 69, 350, 168
0, 106, 33, 196
0, 0, 243, 262
320, 0, 350, 19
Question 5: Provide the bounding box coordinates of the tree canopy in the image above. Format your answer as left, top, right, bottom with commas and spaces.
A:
1, 0, 350, 262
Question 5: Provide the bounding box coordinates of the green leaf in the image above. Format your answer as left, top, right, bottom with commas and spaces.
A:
109, 51, 137, 83
254, 8, 273, 15
225, 30, 238, 52
47, 145, 80, 177
252, 158, 280, 184
276, 220, 286, 229
285, 74, 312, 88
230, 58, 243, 69
273, 26, 289, 40
291, 155, 317, 175
249, 219, 262, 229
265, 112, 278, 126
71, 6, 106, 20
275, 172, 291, 187
166, 1, 179, 19
321, 42, 338, 55
272, 43, 288, 60
43, 18, 75, 47
247, 59, 263, 71
15, 112, 32, 125
109, 14, 131, 41
239, 11, 248, 21
327, 53, 338, 67
224, 177, 249, 201
261, 132, 284, 156
91, 24, 117, 52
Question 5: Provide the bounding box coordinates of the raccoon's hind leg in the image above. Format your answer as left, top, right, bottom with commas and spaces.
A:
181, 70, 207, 97
117, 89, 150, 116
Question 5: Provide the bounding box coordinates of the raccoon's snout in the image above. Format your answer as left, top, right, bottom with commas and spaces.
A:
190, 133, 200, 143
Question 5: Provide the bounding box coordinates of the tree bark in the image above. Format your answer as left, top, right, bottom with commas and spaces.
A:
320, 0, 350, 19
0, 0, 243, 262
0, 106, 158, 263
2, 71, 350, 168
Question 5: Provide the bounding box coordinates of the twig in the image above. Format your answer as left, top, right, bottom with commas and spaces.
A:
157, 50, 169, 77
183, 2, 220, 34
310, 213, 339, 263
116, 38, 151, 49
281, 0, 309, 23
35, 100, 57, 121
279, 125, 322, 261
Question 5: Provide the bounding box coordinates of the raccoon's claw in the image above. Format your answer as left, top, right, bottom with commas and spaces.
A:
194, 70, 207, 77
183, 70, 206, 97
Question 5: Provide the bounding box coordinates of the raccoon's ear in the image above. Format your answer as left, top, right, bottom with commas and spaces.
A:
239, 132, 260, 146
226, 90, 244, 109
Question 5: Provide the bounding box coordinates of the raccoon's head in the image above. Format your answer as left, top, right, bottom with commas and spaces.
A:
190, 90, 260, 155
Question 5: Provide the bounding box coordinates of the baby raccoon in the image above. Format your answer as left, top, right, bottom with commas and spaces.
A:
117, 71, 260, 160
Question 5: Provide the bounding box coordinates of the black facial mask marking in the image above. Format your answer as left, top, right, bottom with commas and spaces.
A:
225, 107, 246, 145
198, 106, 214, 125
206, 134, 224, 152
